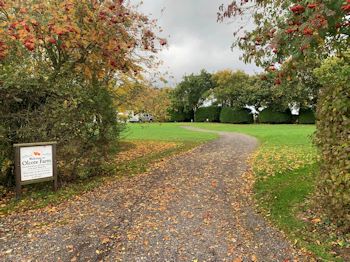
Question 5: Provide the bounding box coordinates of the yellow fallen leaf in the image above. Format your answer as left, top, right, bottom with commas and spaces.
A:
311, 218, 321, 224
101, 238, 110, 244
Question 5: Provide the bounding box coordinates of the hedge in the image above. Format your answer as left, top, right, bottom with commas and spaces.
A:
298, 108, 316, 124
169, 110, 193, 122
314, 56, 350, 230
194, 106, 221, 122
0, 74, 122, 187
220, 107, 253, 124
291, 114, 299, 124
258, 108, 292, 124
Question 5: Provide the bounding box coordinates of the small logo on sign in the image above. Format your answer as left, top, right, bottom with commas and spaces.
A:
32, 151, 42, 157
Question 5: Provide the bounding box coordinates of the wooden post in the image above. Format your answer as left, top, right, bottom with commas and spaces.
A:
14, 146, 21, 200
52, 143, 58, 191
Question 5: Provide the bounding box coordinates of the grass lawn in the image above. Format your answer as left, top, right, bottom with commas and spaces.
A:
121, 122, 218, 141
124, 122, 343, 261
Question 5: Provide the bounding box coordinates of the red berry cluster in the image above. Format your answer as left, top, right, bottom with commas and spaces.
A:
290, 5, 305, 14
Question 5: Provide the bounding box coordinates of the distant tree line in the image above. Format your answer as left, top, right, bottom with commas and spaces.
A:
168, 69, 319, 124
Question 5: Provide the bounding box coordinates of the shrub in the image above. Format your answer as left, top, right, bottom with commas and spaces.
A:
314, 56, 350, 230
0, 70, 122, 187
298, 108, 316, 124
169, 109, 193, 122
194, 106, 221, 122
258, 108, 292, 124
220, 108, 253, 124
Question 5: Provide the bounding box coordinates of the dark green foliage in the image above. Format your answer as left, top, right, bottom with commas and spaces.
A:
291, 114, 299, 124
258, 108, 292, 124
314, 56, 350, 230
169, 109, 193, 122
170, 70, 214, 115
0, 63, 122, 187
298, 109, 316, 124
194, 106, 221, 122
220, 107, 253, 124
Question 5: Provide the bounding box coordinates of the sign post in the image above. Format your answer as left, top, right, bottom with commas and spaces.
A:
13, 142, 58, 199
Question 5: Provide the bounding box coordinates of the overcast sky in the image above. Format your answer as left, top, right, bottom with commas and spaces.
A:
132, 0, 261, 86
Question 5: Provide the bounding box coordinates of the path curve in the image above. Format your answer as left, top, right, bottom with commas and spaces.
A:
0, 127, 305, 261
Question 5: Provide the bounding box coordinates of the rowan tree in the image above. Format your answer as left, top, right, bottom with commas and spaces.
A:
0, 0, 165, 79
0, 0, 165, 184
218, 0, 349, 82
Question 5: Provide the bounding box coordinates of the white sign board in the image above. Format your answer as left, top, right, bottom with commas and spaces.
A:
20, 145, 53, 181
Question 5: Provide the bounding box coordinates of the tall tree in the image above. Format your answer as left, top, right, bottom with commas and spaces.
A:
115, 79, 171, 122
171, 70, 214, 114
212, 70, 251, 108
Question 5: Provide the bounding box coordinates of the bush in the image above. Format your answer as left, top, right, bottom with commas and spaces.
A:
258, 108, 292, 124
194, 106, 221, 122
220, 107, 253, 124
169, 109, 193, 122
298, 108, 316, 124
314, 56, 350, 230
0, 66, 122, 187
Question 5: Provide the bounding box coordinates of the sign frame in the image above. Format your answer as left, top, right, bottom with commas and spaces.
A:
13, 141, 58, 199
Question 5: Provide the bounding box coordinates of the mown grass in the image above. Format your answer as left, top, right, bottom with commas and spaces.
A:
185, 122, 315, 146
121, 122, 218, 141
123, 122, 343, 260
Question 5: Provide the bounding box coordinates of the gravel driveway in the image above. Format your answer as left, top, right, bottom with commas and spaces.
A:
0, 127, 306, 261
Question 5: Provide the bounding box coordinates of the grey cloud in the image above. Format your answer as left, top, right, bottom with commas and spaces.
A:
132, 0, 262, 86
